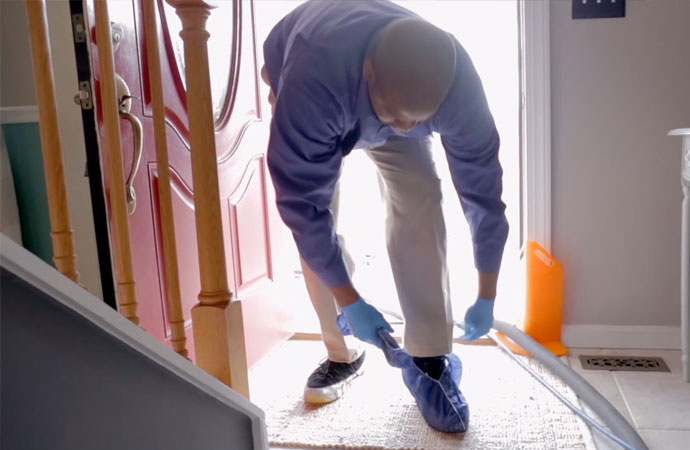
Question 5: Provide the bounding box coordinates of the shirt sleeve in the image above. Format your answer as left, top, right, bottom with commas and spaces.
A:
434, 41, 509, 274
266, 72, 350, 287
262, 18, 286, 92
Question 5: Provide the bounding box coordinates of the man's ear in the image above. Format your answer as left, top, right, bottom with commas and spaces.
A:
363, 59, 375, 83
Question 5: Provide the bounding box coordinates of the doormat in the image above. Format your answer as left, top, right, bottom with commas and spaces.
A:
249, 341, 596, 450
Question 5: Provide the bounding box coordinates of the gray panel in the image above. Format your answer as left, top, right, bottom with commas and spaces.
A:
1, 268, 254, 450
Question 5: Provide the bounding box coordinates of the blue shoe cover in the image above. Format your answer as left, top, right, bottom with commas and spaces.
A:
378, 331, 469, 433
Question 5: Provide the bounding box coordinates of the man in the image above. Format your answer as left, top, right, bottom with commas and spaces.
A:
262, 0, 508, 432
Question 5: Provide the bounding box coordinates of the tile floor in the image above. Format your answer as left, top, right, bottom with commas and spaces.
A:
564, 348, 690, 450
270, 346, 689, 450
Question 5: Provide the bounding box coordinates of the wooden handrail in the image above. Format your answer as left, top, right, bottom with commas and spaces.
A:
24, 0, 80, 284
167, 0, 249, 398
94, 0, 140, 324
142, 0, 188, 357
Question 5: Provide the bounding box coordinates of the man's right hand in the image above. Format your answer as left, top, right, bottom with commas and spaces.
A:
340, 298, 394, 348
260, 65, 276, 113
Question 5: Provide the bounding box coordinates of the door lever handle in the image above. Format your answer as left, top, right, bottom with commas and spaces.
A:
120, 109, 142, 215
115, 74, 143, 215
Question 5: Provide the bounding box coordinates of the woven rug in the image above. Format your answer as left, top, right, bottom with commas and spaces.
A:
249, 341, 596, 450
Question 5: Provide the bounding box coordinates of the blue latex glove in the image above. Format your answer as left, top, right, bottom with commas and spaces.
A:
340, 298, 393, 348
459, 297, 495, 341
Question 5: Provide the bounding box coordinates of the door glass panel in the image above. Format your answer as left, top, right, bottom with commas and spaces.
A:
163, 0, 234, 122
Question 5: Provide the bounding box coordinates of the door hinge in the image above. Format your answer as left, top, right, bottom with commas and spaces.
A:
71, 13, 87, 44
74, 81, 94, 110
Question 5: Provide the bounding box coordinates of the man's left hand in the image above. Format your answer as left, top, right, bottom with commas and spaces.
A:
458, 297, 495, 341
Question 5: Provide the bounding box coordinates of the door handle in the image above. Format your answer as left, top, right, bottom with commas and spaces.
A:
115, 74, 143, 215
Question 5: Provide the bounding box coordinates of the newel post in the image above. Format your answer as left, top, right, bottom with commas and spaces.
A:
166, 0, 249, 397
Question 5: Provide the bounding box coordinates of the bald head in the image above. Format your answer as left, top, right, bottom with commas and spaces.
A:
363, 18, 456, 130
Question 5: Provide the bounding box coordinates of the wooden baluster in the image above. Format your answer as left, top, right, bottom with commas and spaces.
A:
93, 0, 140, 324
167, 0, 249, 397
24, 0, 80, 283
142, 0, 188, 357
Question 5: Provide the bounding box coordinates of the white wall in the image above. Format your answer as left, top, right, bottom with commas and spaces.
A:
1, 132, 22, 243
1, 0, 103, 299
1, 0, 36, 107
0, 0, 27, 242
550, 0, 690, 329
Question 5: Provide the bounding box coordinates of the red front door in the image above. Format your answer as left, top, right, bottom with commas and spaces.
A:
85, 0, 297, 368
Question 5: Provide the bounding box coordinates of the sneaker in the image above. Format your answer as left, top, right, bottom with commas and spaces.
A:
303, 351, 365, 404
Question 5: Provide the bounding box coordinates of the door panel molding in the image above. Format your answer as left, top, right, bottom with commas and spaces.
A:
216, 0, 261, 162
226, 155, 272, 298
138, 0, 191, 146
214, 0, 242, 130
149, 163, 197, 340
140, 0, 260, 162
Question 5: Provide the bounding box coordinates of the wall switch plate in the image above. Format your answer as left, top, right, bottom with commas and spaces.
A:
573, 0, 626, 19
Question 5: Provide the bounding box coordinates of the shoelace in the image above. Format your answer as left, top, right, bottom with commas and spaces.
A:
315, 359, 352, 382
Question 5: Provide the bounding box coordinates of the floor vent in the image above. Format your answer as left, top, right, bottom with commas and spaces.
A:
579, 355, 670, 372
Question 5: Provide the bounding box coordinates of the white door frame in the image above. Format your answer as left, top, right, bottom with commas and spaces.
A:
520, 0, 551, 252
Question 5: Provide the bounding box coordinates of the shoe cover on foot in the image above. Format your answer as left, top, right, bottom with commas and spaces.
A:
378, 331, 470, 433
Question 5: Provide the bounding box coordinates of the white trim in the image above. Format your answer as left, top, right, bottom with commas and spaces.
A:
668, 128, 690, 381
521, 0, 552, 252
562, 325, 681, 350
0, 234, 269, 450
0, 105, 39, 124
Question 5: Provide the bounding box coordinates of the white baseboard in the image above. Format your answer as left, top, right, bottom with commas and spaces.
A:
1, 106, 39, 124
562, 325, 681, 350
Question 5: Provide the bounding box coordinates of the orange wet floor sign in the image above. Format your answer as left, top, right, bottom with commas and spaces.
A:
497, 241, 568, 357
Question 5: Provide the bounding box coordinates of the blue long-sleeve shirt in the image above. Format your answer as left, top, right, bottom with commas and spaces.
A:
264, 0, 509, 287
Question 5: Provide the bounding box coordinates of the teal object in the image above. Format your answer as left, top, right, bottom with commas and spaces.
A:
2, 122, 54, 266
